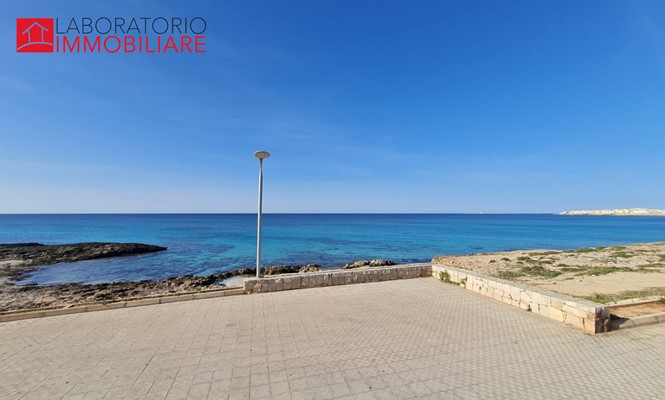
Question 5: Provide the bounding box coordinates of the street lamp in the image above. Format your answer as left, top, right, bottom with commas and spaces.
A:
254, 150, 270, 278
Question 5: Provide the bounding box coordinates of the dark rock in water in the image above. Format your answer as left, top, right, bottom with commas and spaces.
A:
0, 242, 167, 267
342, 259, 396, 269
0, 242, 167, 280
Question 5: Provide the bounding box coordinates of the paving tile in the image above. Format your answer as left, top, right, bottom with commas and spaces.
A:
330, 382, 353, 398
309, 385, 333, 399
1, 278, 665, 400
289, 388, 314, 400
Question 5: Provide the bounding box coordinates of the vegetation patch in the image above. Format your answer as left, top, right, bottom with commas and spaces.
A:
520, 266, 561, 278
638, 263, 665, 269
559, 266, 586, 273
496, 270, 525, 280
635, 264, 664, 272
612, 251, 634, 258
438, 271, 452, 284
586, 288, 665, 304
565, 247, 598, 254
576, 267, 629, 276
573, 265, 663, 276
496, 266, 560, 280
586, 293, 627, 304
528, 251, 559, 256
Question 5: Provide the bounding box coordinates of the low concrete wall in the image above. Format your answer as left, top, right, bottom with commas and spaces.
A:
243, 264, 431, 294
0, 288, 244, 323
610, 297, 665, 331
611, 312, 665, 331
432, 264, 610, 334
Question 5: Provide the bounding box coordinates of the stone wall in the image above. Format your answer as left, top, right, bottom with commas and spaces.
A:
0, 288, 244, 323
432, 264, 610, 334
243, 264, 431, 294
244, 263, 611, 334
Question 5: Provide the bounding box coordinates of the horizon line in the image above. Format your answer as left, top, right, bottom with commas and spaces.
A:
1, 212, 564, 215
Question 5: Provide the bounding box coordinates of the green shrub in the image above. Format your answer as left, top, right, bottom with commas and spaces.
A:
439, 271, 452, 283
566, 247, 597, 253
496, 270, 525, 279
559, 266, 586, 273
528, 251, 559, 256
520, 266, 561, 278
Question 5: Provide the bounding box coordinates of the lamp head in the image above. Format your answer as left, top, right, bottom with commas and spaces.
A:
253, 150, 271, 160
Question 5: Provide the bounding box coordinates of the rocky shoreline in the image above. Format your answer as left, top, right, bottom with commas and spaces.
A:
0, 242, 167, 281
0, 265, 295, 313
0, 243, 395, 313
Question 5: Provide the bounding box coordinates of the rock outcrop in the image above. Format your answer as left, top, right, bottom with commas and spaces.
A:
0, 262, 324, 313
262, 264, 321, 275
342, 259, 396, 269
0, 248, 398, 314
0, 242, 167, 280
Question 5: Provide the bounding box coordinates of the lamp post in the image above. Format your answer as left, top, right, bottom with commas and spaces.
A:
254, 150, 270, 278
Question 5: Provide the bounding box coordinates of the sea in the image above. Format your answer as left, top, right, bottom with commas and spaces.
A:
1, 214, 664, 285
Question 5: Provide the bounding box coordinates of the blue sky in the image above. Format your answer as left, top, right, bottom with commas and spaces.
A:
1, 1, 664, 213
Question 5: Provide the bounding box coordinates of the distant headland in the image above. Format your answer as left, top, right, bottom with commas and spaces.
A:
559, 208, 665, 216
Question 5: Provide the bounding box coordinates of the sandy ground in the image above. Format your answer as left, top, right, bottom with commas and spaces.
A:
611, 301, 665, 318
433, 242, 665, 303
219, 275, 249, 288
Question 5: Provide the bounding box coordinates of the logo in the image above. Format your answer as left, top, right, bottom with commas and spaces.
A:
16, 17, 206, 54
16, 18, 54, 52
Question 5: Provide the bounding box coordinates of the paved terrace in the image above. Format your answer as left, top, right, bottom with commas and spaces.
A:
1, 278, 664, 400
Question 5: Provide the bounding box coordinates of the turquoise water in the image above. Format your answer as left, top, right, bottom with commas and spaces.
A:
1, 214, 664, 285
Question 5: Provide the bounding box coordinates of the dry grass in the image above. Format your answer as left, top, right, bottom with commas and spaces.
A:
433, 242, 665, 299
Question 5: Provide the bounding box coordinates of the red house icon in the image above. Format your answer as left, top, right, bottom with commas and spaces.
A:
16, 18, 54, 53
